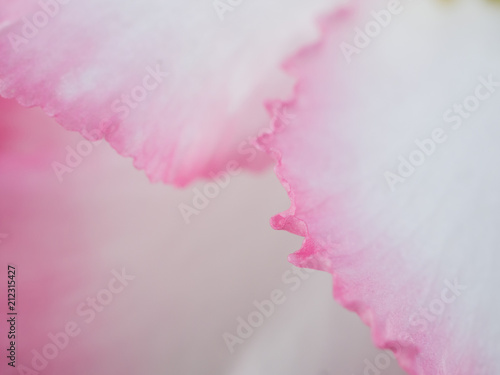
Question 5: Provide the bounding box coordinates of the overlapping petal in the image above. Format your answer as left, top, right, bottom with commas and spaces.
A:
0, 0, 336, 185
1, 97, 406, 375
260, 1, 500, 374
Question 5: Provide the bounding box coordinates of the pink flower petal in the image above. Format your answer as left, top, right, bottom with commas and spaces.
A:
0, 0, 336, 185
0, 98, 136, 374
1, 97, 399, 375
260, 1, 500, 374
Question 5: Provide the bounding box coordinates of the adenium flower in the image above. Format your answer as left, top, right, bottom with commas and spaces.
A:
1, 0, 499, 374
0, 0, 334, 184
259, 1, 500, 374
0, 98, 402, 375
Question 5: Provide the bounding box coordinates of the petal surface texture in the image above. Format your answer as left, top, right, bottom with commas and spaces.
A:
260, 1, 500, 374
0, 98, 407, 375
0, 0, 336, 185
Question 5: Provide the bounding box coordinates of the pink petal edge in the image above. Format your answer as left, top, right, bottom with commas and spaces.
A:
259, 2, 500, 374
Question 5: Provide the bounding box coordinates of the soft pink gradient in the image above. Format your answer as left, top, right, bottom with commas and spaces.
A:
259, 1, 500, 374
0, 98, 408, 375
0, 0, 341, 185
1, 1, 498, 374
0, 99, 138, 375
